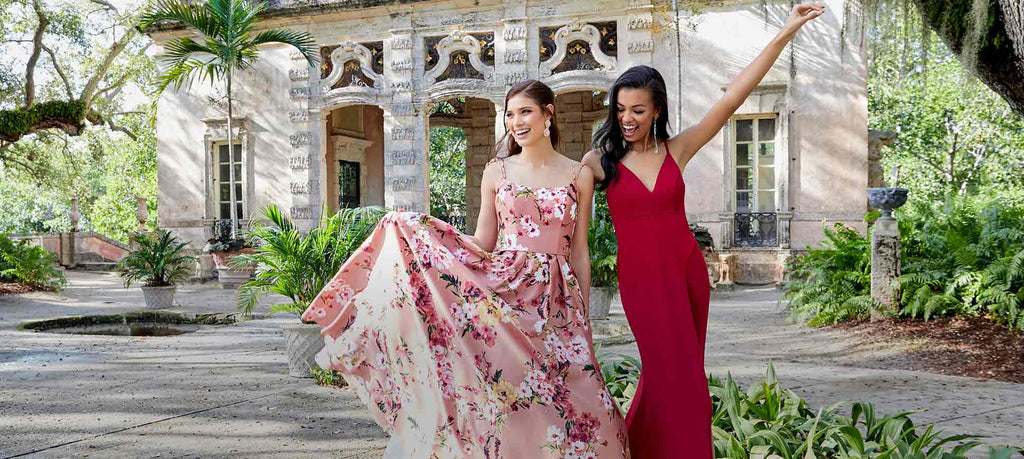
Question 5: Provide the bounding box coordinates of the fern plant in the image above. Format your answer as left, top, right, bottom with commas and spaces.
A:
235, 205, 387, 320
116, 230, 196, 288
783, 222, 875, 325
0, 234, 66, 291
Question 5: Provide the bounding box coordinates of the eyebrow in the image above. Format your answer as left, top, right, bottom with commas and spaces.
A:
616, 104, 647, 109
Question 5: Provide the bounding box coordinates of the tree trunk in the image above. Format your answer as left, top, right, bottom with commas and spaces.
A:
227, 71, 238, 238
912, 0, 1024, 116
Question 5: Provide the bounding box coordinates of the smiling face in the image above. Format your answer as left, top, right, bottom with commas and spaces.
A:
505, 93, 553, 149
616, 87, 659, 145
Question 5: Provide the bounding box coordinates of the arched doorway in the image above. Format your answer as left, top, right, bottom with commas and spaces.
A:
323, 104, 385, 212
427, 97, 496, 233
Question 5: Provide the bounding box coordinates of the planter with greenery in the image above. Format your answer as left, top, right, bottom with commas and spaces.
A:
1, 234, 67, 292
202, 219, 255, 284
236, 205, 386, 377
117, 230, 196, 309
588, 213, 618, 320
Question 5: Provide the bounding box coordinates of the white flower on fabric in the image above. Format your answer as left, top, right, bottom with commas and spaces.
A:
600, 391, 614, 411
534, 318, 547, 334
501, 233, 528, 251
453, 248, 471, 263
546, 425, 566, 443
569, 335, 590, 364
521, 215, 541, 238
536, 188, 555, 201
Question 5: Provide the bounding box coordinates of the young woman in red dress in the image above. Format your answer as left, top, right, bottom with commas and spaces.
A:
581, 4, 825, 457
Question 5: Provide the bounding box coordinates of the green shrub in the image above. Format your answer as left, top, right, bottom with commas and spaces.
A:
782, 222, 874, 326
236, 205, 387, 319
0, 234, 66, 291
594, 355, 1022, 458
116, 230, 196, 288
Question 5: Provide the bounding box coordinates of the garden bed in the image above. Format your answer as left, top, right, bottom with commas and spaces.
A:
833, 316, 1024, 383
0, 282, 36, 295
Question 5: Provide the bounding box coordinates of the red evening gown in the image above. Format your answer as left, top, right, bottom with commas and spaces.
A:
606, 145, 713, 458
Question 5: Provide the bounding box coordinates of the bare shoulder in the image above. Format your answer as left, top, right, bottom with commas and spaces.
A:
481, 158, 503, 188
581, 149, 605, 181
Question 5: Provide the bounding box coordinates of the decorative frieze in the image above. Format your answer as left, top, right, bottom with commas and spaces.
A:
290, 180, 319, 194
627, 40, 654, 53
391, 58, 413, 71
391, 127, 414, 140
505, 71, 528, 85
503, 49, 527, 63
288, 110, 308, 123
288, 87, 310, 100
288, 68, 309, 81
439, 13, 479, 26
290, 206, 314, 219
391, 81, 413, 91
390, 37, 413, 50
387, 176, 418, 191
503, 26, 527, 41
390, 103, 414, 116
386, 150, 418, 166
289, 51, 305, 61
289, 132, 312, 147
628, 15, 653, 30
288, 155, 310, 170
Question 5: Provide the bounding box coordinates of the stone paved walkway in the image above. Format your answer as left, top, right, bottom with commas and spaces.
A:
1, 272, 1021, 458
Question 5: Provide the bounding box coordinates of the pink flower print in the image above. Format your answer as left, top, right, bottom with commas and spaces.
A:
534, 262, 550, 283
520, 215, 540, 238
501, 233, 529, 251
452, 247, 471, 263
600, 390, 614, 411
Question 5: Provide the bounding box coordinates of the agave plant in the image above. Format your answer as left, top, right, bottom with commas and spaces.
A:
117, 230, 196, 288
594, 349, 640, 415
235, 205, 387, 319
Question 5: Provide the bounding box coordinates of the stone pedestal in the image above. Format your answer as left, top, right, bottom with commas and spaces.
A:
870, 217, 900, 319
59, 232, 76, 269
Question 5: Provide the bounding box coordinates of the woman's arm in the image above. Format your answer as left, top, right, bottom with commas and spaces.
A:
570, 165, 596, 307
668, 2, 825, 166
581, 149, 605, 183
469, 161, 501, 251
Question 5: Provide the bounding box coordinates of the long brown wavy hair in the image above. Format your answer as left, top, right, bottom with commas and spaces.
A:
496, 79, 560, 157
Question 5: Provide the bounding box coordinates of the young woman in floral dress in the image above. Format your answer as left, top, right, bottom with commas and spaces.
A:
302, 80, 628, 459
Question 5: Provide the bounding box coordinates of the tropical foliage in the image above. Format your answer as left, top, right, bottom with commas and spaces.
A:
429, 126, 468, 229
595, 355, 1023, 458
0, 233, 65, 291
116, 230, 195, 288
235, 205, 386, 319
783, 197, 1024, 331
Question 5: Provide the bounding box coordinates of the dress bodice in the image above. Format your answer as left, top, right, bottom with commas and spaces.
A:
492, 159, 582, 257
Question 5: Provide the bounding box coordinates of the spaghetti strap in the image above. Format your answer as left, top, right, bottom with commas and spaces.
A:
486, 157, 507, 179
571, 161, 586, 184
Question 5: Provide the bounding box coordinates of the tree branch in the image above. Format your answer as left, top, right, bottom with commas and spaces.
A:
24, 0, 50, 109
80, 28, 136, 107
42, 45, 74, 99
95, 72, 130, 100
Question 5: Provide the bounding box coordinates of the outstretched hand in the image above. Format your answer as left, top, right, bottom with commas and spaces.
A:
781, 2, 825, 38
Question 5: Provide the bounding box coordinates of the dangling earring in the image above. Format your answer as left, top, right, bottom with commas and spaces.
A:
544, 119, 551, 137
652, 122, 659, 153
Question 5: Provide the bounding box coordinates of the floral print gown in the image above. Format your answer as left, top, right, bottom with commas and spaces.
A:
301, 158, 628, 458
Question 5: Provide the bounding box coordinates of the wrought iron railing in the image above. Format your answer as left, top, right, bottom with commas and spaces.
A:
733, 212, 778, 247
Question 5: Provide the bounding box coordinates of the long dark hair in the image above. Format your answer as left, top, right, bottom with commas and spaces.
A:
593, 65, 671, 190
496, 79, 560, 157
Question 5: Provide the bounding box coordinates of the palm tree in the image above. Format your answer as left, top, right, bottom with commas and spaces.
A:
140, 0, 318, 235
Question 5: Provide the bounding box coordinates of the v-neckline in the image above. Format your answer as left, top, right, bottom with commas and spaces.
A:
620, 152, 670, 194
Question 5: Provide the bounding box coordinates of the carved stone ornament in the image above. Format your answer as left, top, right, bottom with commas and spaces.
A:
423, 30, 495, 85
539, 20, 617, 76
322, 41, 384, 92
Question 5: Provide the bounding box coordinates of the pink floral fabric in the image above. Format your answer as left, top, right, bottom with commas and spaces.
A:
302, 159, 628, 458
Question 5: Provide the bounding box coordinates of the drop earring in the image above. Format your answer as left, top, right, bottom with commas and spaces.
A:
543, 119, 551, 137
652, 123, 659, 153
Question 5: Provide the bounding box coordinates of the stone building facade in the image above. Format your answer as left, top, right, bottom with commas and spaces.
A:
149, 0, 868, 283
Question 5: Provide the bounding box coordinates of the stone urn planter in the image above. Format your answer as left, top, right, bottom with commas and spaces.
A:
867, 187, 909, 220
211, 248, 256, 284
281, 322, 326, 378
141, 285, 176, 309
590, 286, 616, 320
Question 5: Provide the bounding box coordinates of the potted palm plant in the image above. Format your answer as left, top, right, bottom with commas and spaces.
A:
117, 230, 196, 309
236, 205, 386, 377
203, 220, 255, 284
588, 215, 619, 320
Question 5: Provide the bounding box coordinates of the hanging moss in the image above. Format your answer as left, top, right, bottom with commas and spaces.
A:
0, 99, 87, 140
915, 0, 1009, 54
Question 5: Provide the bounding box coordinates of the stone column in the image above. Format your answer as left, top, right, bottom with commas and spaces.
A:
870, 216, 900, 319
383, 28, 428, 213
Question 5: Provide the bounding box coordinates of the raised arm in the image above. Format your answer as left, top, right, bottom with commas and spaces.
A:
668, 2, 824, 166
570, 165, 596, 307
470, 161, 502, 251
